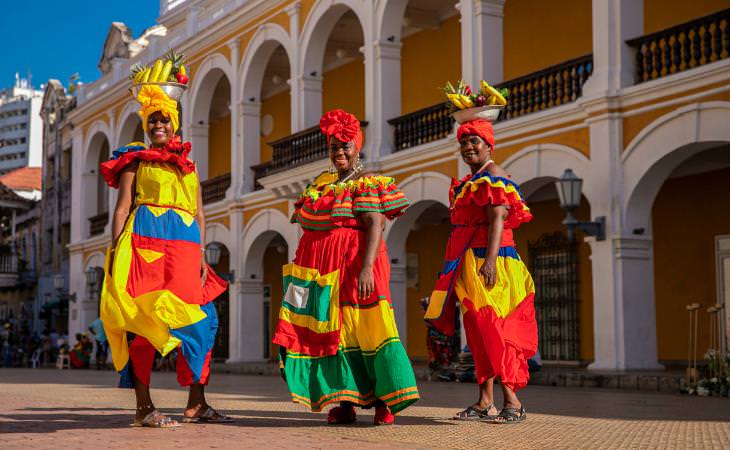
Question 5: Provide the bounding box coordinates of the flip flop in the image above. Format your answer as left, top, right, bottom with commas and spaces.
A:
182, 406, 233, 424
453, 404, 497, 421
491, 406, 527, 424
131, 410, 181, 428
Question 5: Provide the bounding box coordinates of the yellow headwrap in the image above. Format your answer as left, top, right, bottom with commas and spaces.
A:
137, 85, 179, 134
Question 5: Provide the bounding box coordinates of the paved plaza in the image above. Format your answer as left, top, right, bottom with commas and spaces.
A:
1, 368, 729, 449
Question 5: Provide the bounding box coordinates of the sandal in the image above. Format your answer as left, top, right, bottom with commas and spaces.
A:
492, 406, 527, 424
327, 405, 356, 425
182, 406, 233, 424
132, 410, 181, 428
374, 405, 395, 426
453, 404, 497, 421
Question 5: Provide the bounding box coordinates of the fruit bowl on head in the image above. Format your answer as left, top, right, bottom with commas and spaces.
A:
452, 105, 503, 124
129, 82, 188, 101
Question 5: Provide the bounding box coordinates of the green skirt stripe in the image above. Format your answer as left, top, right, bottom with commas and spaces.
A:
281, 340, 419, 414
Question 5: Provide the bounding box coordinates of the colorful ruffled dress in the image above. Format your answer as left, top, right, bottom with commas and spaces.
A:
99, 139, 227, 388
272, 173, 419, 413
425, 171, 537, 391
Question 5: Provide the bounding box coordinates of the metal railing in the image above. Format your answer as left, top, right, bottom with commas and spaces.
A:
627, 8, 730, 83
201, 172, 231, 204
388, 54, 594, 152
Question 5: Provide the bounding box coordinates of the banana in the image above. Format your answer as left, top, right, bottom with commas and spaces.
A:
178, 64, 187, 77
487, 96, 497, 105
458, 94, 474, 108
149, 59, 163, 82
447, 94, 465, 109
133, 70, 145, 84
140, 67, 151, 83
160, 60, 173, 83
481, 81, 506, 105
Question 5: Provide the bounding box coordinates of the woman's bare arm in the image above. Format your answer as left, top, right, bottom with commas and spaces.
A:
111, 163, 138, 245
196, 176, 209, 285
358, 211, 385, 299
481, 205, 508, 289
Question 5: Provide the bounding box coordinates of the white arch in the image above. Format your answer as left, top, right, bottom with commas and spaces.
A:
239, 23, 294, 101
376, 0, 409, 43
384, 171, 451, 244
83, 120, 113, 166
299, 0, 368, 78
623, 101, 730, 230
116, 101, 143, 148
83, 251, 106, 271
239, 208, 298, 278
188, 52, 234, 120
502, 143, 594, 202
205, 222, 232, 253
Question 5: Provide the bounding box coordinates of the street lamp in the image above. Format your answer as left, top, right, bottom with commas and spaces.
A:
204, 242, 222, 267
52, 273, 65, 291
555, 169, 606, 241
84, 266, 99, 286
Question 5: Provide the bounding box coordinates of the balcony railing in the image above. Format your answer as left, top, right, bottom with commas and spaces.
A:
0, 255, 18, 273
388, 103, 454, 151
389, 54, 594, 152
88, 212, 108, 237
627, 8, 730, 83
254, 122, 368, 189
201, 172, 231, 204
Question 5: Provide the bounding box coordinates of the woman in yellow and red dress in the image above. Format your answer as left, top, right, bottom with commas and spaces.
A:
425, 119, 537, 424
99, 81, 230, 427
273, 109, 419, 425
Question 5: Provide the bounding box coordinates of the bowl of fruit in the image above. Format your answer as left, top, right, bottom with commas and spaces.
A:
443, 80, 508, 123
129, 49, 189, 101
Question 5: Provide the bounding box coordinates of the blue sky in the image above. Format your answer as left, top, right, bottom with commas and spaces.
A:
1, 1, 158, 91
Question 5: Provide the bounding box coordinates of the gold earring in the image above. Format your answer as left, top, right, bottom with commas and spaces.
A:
328, 158, 335, 174
354, 154, 363, 173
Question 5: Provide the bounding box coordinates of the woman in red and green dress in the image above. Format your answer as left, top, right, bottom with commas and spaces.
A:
273, 109, 419, 425
425, 119, 537, 424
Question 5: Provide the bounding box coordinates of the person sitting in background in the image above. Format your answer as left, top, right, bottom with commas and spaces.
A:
69, 333, 93, 369
89, 317, 109, 370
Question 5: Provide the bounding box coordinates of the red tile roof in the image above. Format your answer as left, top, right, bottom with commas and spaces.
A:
0, 167, 42, 191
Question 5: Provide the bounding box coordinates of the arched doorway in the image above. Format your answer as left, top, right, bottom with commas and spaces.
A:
517, 178, 593, 364
117, 110, 144, 147
83, 132, 110, 238
206, 242, 231, 361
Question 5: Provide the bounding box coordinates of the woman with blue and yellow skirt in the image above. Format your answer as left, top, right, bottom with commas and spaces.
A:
272, 109, 419, 425
99, 75, 229, 427
425, 118, 537, 424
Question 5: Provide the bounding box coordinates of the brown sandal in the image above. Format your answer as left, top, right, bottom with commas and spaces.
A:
182, 406, 233, 424
132, 410, 181, 428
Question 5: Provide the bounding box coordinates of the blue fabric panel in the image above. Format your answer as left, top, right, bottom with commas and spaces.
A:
133, 205, 201, 243
170, 302, 218, 383
471, 246, 520, 260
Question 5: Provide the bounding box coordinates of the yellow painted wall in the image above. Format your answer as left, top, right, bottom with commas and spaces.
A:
322, 60, 365, 120
260, 90, 292, 163
514, 196, 594, 361
653, 168, 730, 362
503, 0, 592, 80
391, 158, 458, 183
400, 15, 462, 114
264, 245, 288, 359
243, 202, 290, 224
207, 115, 231, 178
498, 126, 591, 160
644, 0, 728, 34
405, 221, 451, 359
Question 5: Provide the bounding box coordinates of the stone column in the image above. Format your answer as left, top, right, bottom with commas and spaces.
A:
583, 0, 643, 96
189, 124, 209, 180
227, 38, 243, 199
70, 129, 85, 241
238, 280, 265, 362
291, 74, 323, 130
286, 2, 302, 132
241, 100, 262, 193
365, 40, 402, 159
226, 208, 245, 363
458, 0, 505, 86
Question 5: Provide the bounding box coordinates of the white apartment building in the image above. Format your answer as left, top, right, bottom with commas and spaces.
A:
0, 74, 43, 174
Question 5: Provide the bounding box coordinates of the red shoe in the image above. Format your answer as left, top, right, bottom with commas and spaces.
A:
374, 406, 395, 426
327, 405, 356, 425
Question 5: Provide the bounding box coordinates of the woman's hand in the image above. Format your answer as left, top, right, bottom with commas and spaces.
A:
479, 258, 497, 289
200, 254, 209, 287
357, 266, 375, 299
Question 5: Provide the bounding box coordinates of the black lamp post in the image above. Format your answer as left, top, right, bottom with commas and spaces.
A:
556, 169, 606, 241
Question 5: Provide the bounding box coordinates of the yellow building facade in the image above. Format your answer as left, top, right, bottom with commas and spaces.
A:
67, 0, 730, 370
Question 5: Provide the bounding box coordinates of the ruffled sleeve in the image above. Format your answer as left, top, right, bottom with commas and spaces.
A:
100, 139, 196, 189
451, 173, 533, 229
351, 176, 410, 220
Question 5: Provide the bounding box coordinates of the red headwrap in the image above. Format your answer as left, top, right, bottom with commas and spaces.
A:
319, 109, 363, 151
456, 119, 495, 149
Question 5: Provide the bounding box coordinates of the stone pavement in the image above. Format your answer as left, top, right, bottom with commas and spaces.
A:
1, 368, 729, 449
